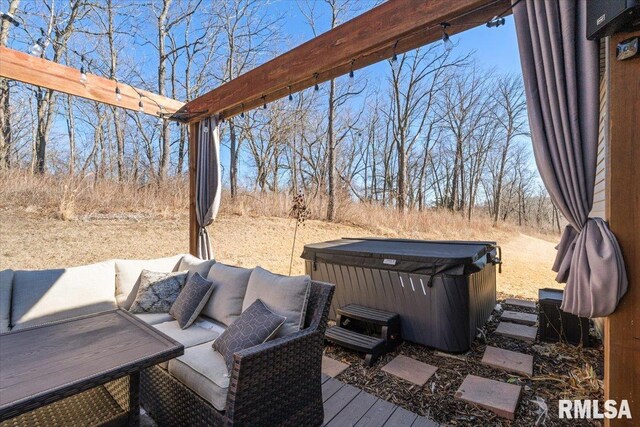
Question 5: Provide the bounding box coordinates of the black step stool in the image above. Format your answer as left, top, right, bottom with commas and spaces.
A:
326, 304, 401, 366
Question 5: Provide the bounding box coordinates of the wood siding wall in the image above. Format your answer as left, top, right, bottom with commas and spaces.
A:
591, 39, 609, 220
592, 39, 609, 338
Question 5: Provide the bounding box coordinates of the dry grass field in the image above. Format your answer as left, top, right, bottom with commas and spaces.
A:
0, 171, 562, 299
0, 211, 561, 300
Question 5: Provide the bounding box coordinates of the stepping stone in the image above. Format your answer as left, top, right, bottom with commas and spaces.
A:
455, 374, 522, 420
495, 322, 537, 342
481, 346, 534, 376
501, 310, 538, 326
322, 356, 350, 378
381, 355, 437, 386
505, 298, 536, 309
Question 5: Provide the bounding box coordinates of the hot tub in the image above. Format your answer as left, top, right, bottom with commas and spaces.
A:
301, 238, 499, 353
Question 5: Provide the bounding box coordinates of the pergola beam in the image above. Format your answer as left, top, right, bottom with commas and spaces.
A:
0, 46, 184, 116
178, 0, 510, 122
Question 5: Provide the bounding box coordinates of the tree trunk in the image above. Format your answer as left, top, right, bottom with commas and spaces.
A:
157, 0, 172, 181
326, 78, 336, 221
229, 119, 238, 197
0, 0, 19, 169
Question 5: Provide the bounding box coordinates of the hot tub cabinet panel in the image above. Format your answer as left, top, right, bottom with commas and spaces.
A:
302, 239, 497, 353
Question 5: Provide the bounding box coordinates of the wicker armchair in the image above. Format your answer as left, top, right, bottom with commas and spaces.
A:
140, 280, 335, 427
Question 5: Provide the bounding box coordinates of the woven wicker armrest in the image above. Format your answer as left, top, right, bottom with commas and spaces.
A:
223, 281, 334, 427
225, 327, 324, 426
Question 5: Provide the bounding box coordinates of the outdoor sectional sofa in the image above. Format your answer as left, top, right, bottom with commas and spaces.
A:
0, 254, 335, 426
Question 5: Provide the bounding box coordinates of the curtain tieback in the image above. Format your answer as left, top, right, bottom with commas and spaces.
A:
552, 218, 628, 317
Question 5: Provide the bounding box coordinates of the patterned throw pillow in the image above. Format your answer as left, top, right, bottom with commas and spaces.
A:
128, 270, 187, 314
213, 299, 286, 373
170, 272, 215, 329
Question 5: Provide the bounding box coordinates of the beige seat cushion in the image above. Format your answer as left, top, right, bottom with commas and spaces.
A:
0, 269, 14, 332
114, 255, 184, 310
11, 261, 117, 330
178, 254, 216, 281
153, 320, 221, 348
134, 312, 173, 325
242, 267, 310, 338
203, 263, 253, 326
168, 342, 229, 411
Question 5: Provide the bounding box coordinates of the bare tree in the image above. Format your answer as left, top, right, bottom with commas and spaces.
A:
490, 74, 528, 225
0, 0, 20, 169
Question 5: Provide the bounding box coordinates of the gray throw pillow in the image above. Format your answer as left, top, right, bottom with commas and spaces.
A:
203, 263, 253, 326
213, 299, 286, 372
128, 270, 187, 314
242, 267, 311, 338
170, 273, 215, 329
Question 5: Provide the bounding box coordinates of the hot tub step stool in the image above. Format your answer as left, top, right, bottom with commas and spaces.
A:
327, 304, 402, 365
325, 326, 386, 366
336, 304, 402, 351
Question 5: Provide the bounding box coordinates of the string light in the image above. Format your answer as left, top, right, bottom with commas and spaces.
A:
314, 73, 319, 92
138, 98, 144, 113
486, 16, 506, 28
390, 41, 399, 73
441, 23, 453, 52
288, 86, 293, 102
80, 65, 87, 84
30, 28, 47, 56
115, 85, 122, 102
262, 96, 267, 109
349, 59, 355, 79
30, 37, 45, 56
240, 103, 245, 118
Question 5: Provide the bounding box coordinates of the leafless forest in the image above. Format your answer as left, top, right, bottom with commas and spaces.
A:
0, 0, 560, 231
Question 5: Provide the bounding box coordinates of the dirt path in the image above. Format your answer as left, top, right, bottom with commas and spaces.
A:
0, 210, 561, 299
497, 233, 562, 299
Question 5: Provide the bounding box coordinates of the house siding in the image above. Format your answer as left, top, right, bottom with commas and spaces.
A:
592, 39, 609, 338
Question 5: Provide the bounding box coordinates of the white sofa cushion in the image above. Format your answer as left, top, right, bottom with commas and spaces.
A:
178, 254, 216, 281
134, 312, 173, 325
204, 263, 252, 326
11, 260, 117, 330
0, 269, 14, 332
242, 267, 310, 338
153, 320, 221, 348
115, 255, 183, 310
168, 342, 229, 411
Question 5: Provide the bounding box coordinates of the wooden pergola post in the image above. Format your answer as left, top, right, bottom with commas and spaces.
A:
604, 30, 640, 426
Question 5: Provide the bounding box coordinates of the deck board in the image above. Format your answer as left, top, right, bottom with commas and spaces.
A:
322, 376, 439, 426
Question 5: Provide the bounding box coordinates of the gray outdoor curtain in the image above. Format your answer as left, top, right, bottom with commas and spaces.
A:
195, 116, 221, 260
513, 0, 627, 317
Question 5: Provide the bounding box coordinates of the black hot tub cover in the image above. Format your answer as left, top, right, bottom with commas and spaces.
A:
301, 238, 498, 275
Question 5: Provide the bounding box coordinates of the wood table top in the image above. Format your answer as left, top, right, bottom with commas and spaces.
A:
0, 309, 183, 414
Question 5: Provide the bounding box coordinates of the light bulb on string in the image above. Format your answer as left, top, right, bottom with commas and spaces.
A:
288, 86, 293, 102
30, 38, 44, 56
390, 41, 400, 74
441, 23, 453, 52
115, 86, 122, 102
138, 99, 144, 113
240, 104, 245, 118
262, 96, 267, 110
80, 65, 88, 84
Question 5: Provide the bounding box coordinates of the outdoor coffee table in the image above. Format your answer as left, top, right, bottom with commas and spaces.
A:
0, 309, 183, 426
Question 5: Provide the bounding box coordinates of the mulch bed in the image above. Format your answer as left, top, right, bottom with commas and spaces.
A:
323, 295, 604, 426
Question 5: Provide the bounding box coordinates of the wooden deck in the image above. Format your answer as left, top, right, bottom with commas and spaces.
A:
322, 375, 439, 427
